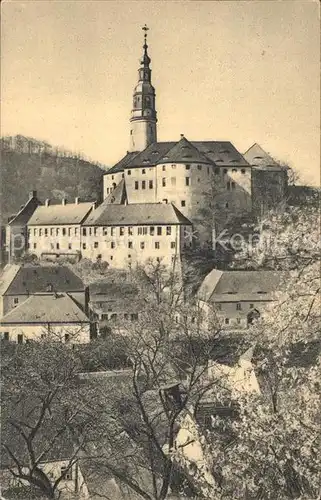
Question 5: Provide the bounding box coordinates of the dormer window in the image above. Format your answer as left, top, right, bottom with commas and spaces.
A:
142, 169, 146, 174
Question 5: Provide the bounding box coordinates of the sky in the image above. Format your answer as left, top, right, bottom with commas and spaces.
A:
2, 1, 320, 185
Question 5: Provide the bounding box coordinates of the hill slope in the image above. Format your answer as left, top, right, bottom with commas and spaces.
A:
1, 136, 106, 224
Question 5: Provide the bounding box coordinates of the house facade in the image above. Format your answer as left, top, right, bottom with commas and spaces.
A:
197, 269, 285, 329
27, 199, 94, 260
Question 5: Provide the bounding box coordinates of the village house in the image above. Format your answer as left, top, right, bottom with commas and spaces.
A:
197, 269, 285, 329
27, 198, 94, 260
0, 293, 91, 344
0, 264, 87, 318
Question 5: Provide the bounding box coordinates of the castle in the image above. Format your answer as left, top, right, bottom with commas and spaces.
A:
7, 27, 288, 269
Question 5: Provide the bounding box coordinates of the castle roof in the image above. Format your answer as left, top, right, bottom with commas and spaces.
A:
158, 136, 215, 165
105, 139, 249, 173
0, 293, 89, 324
243, 143, 288, 171
1, 265, 84, 295
198, 270, 285, 303
28, 202, 93, 225
83, 202, 192, 226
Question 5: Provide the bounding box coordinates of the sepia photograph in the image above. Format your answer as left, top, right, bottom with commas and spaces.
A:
0, 1, 320, 499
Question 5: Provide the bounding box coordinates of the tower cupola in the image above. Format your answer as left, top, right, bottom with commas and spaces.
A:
129, 25, 157, 152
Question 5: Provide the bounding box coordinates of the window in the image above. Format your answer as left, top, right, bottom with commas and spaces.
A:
44, 228, 48, 237
241, 169, 246, 174
111, 175, 114, 180
83, 228, 87, 236
82, 243, 86, 250
64, 334, 70, 344
110, 256, 113, 260
135, 181, 139, 190
75, 228, 79, 236
68, 227, 71, 236
14, 297, 19, 305
128, 226, 133, 235
142, 180, 146, 190
138, 227, 143, 235
150, 226, 155, 236
50, 243, 54, 250
166, 226, 171, 235
171, 242, 176, 249
223, 168, 227, 174
128, 241, 133, 249
3, 332, 9, 341
131, 313, 138, 321
68, 243, 72, 250
185, 165, 190, 170
181, 200, 186, 207
156, 257, 160, 263
33, 243, 37, 249
17, 334, 23, 344
34, 228, 37, 236
171, 177, 176, 186
111, 227, 115, 236
94, 242, 99, 248
231, 182, 236, 190
157, 227, 162, 236
111, 242, 115, 249
185, 177, 190, 186
225, 318, 230, 325
142, 169, 146, 174
215, 168, 219, 175
39, 229, 42, 236
236, 303, 242, 311
162, 165, 166, 171
140, 242, 145, 249
172, 164, 176, 169
149, 180, 153, 189
217, 303, 222, 310
124, 313, 128, 320
88, 228, 92, 236
127, 170, 131, 175
197, 165, 202, 170
232, 168, 237, 173
162, 178, 166, 187
143, 227, 148, 235
50, 228, 54, 236
250, 304, 254, 309
225, 202, 229, 208
62, 228, 66, 236
103, 227, 108, 236
227, 182, 231, 190
155, 242, 160, 249
120, 227, 125, 236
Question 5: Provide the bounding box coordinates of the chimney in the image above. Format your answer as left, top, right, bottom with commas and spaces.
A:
29, 190, 37, 200
92, 201, 97, 210
75, 197, 80, 204
45, 199, 50, 207
162, 199, 168, 204
62, 198, 67, 206
180, 134, 184, 139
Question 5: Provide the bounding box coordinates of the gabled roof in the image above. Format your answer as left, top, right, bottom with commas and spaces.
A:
158, 137, 214, 165
243, 143, 288, 171
8, 194, 42, 226
28, 202, 93, 225
105, 178, 128, 205
0, 293, 89, 324
83, 202, 192, 226
198, 270, 285, 302
105, 151, 140, 174
105, 140, 249, 172
3, 265, 84, 295
194, 141, 250, 167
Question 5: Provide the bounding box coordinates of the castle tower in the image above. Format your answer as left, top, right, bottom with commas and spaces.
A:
129, 25, 157, 152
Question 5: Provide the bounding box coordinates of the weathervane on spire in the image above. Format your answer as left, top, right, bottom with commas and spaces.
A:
142, 24, 149, 47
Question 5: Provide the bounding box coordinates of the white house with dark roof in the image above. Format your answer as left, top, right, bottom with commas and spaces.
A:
0, 264, 86, 318
81, 202, 193, 269
0, 292, 91, 344
197, 269, 285, 329
27, 198, 95, 259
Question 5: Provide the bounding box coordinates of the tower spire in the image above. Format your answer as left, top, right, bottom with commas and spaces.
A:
129, 25, 157, 152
